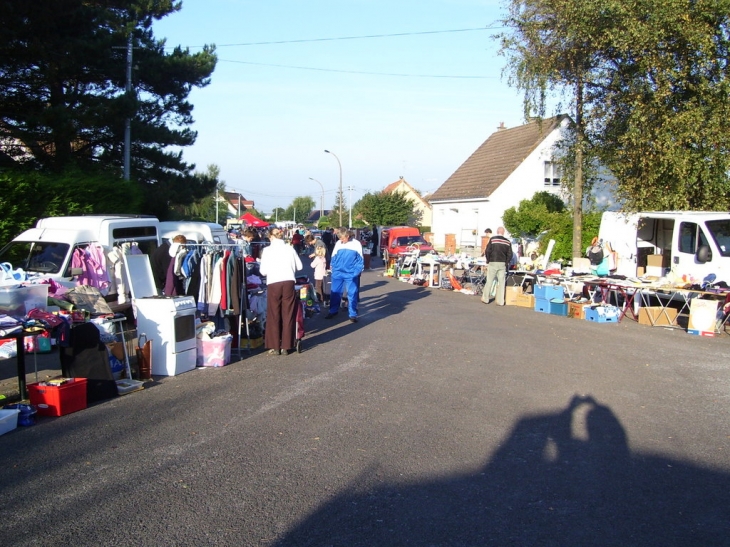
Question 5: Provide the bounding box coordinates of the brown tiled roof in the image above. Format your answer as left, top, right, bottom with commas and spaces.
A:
382, 178, 430, 208
430, 115, 568, 202
223, 191, 254, 208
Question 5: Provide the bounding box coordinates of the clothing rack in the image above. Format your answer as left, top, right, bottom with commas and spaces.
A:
184, 245, 256, 358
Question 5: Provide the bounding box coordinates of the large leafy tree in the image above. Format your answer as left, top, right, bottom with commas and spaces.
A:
285, 196, 315, 224
0, 0, 217, 218
500, 0, 730, 219
354, 191, 419, 227
500, 0, 600, 258
589, 0, 730, 211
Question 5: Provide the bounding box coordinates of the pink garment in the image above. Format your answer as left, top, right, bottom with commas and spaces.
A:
310, 256, 326, 281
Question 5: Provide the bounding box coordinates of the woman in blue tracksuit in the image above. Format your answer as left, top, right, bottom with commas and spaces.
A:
325, 227, 364, 323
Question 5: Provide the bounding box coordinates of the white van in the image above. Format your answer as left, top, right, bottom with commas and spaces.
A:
598, 211, 730, 282
158, 221, 229, 244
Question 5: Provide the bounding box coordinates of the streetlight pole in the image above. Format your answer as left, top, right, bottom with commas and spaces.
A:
348, 185, 353, 228
324, 150, 343, 227
309, 177, 324, 226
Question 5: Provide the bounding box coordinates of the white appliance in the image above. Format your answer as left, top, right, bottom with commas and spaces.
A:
135, 296, 197, 376
125, 255, 197, 376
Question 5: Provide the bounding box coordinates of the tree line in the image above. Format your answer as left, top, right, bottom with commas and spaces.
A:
0, 1, 217, 241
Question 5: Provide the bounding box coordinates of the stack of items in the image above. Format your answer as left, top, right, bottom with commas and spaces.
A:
533, 284, 566, 316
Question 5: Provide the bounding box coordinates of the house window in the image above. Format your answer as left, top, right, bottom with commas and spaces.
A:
544, 161, 561, 186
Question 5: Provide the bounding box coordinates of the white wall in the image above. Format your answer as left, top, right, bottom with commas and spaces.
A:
431, 119, 569, 251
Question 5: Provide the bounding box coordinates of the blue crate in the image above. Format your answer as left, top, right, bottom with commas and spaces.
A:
534, 298, 550, 314
534, 284, 564, 301
549, 299, 568, 316
585, 306, 619, 323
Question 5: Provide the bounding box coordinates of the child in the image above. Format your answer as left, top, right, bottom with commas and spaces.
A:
310, 245, 327, 304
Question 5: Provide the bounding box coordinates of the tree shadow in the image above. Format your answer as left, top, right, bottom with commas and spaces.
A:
274, 395, 730, 546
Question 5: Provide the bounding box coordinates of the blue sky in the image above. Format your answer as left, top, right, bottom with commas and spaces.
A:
152, 0, 528, 217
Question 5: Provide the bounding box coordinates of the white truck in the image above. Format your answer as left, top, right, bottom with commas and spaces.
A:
598, 211, 730, 282
0, 215, 226, 290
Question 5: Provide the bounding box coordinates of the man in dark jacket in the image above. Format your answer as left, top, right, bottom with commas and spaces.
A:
482, 226, 513, 305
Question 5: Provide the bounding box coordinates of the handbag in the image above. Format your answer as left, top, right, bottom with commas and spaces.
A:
65, 285, 113, 315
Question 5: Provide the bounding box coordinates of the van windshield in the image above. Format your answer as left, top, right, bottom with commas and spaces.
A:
706, 220, 730, 257
0, 241, 69, 274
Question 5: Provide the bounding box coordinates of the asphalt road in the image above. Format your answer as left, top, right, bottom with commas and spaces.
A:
2, 265, 730, 546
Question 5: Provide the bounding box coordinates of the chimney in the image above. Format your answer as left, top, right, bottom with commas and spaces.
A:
497, 122, 506, 131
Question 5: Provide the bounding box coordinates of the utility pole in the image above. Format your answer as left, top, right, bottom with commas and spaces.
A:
124, 34, 133, 180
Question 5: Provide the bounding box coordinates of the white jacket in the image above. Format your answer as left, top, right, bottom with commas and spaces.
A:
259, 238, 302, 284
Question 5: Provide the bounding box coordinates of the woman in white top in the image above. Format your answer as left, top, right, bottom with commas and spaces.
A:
259, 227, 302, 355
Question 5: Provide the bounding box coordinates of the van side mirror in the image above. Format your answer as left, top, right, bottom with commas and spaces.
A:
696, 245, 712, 263
68, 267, 83, 278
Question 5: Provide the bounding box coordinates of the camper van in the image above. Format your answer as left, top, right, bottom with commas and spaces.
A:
158, 221, 229, 244
598, 211, 730, 282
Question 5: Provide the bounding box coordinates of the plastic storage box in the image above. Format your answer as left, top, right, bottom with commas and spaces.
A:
0, 408, 20, 435
585, 306, 619, 323
28, 378, 88, 417
0, 284, 48, 316
534, 298, 550, 314
196, 335, 232, 367
548, 299, 568, 316
534, 284, 564, 301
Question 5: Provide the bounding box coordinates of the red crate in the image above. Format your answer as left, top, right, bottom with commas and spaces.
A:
28, 379, 88, 417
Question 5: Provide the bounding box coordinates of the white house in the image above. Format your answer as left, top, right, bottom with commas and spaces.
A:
429, 115, 607, 250
381, 177, 433, 227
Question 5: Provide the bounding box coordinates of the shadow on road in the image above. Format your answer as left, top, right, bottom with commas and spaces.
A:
274, 395, 730, 546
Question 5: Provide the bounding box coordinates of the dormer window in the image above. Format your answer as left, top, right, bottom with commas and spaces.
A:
544, 161, 561, 187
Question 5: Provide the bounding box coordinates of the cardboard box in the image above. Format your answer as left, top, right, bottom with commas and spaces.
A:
514, 293, 535, 308
505, 286, 524, 306
645, 266, 665, 278
638, 306, 678, 327
568, 301, 589, 319
637, 266, 645, 277
688, 299, 718, 332
28, 378, 88, 417
647, 254, 670, 267
246, 337, 264, 349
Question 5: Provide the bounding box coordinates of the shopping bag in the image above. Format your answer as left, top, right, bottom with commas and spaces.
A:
65, 285, 113, 315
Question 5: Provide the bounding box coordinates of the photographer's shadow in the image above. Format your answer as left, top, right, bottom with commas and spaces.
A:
275, 396, 730, 546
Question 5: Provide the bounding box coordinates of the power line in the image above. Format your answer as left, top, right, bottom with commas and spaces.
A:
218, 58, 496, 79
178, 27, 498, 49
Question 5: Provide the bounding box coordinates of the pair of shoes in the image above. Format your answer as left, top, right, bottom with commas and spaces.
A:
267, 349, 281, 356
349, 317, 358, 323
324, 312, 337, 319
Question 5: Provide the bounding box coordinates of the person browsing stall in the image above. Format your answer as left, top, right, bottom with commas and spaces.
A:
325, 227, 364, 323
259, 227, 303, 355
482, 226, 513, 306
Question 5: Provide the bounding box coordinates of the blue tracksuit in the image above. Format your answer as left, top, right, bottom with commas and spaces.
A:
329, 240, 364, 318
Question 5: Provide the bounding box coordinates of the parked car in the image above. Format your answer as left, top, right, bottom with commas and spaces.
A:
380, 226, 434, 262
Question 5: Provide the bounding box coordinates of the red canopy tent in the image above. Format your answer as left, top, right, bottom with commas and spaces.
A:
240, 212, 270, 227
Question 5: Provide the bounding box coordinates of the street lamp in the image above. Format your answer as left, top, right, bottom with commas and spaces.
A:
309, 177, 324, 226
324, 149, 343, 227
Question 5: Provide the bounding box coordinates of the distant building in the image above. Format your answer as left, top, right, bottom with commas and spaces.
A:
381, 177, 432, 227
429, 115, 613, 250
221, 191, 254, 220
